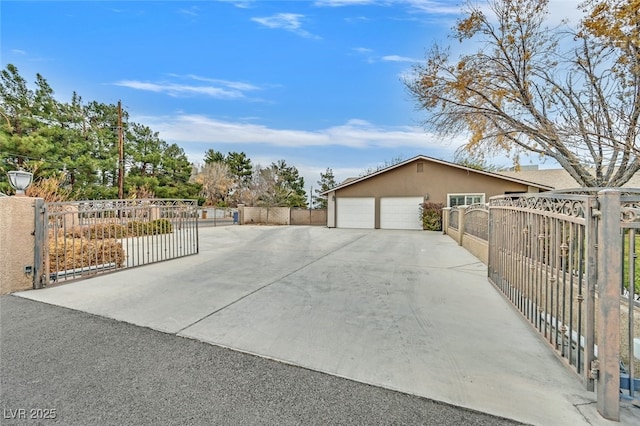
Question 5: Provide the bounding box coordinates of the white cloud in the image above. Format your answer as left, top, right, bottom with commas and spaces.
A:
314, 0, 378, 6
113, 80, 245, 99
353, 47, 373, 54
178, 6, 200, 17
315, 0, 462, 14
381, 55, 421, 63
174, 74, 263, 92
403, 0, 463, 15
113, 74, 266, 100
251, 13, 321, 39
134, 114, 463, 151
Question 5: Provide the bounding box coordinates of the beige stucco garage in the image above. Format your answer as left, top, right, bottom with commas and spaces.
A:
323, 155, 552, 229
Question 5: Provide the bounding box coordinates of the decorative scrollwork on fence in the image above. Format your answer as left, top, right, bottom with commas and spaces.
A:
464, 204, 489, 241
449, 207, 459, 229
621, 204, 640, 224
490, 194, 588, 220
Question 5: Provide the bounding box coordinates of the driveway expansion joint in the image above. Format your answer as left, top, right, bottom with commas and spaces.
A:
173, 233, 369, 335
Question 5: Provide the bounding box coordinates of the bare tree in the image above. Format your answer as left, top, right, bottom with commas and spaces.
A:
404, 0, 640, 187
192, 162, 234, 206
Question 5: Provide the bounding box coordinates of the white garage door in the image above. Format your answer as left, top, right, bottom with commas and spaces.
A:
380, 197, 423, 230
337, 197, 375, 229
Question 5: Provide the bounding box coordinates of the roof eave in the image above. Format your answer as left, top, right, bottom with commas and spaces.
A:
320, 154, 553, 195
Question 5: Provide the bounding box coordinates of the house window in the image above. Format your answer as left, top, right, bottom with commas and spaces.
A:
448, 193, 485, 207
417, 162, 424, 173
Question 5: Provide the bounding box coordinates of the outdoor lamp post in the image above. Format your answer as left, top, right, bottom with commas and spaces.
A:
7, 170, 33, 195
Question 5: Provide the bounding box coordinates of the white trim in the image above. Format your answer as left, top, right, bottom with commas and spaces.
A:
447, 193, 485, 207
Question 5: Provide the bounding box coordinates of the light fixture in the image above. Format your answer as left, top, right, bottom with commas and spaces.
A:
7, 170, 33, 195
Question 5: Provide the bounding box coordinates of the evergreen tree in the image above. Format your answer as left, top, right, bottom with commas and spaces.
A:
314, 168, 337, 209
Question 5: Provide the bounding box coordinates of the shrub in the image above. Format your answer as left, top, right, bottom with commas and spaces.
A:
126, 219, 172, 236
68, 223, 128, 239
420, 202, 445, 231
149, 219, 173, 234
49, 237, 125, 273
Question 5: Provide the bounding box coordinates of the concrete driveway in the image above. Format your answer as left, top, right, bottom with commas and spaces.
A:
15, 226, 625, 425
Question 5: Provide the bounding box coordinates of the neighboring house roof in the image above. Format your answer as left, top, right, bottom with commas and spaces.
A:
321, 154, 554, 195
498, 168, 640, 190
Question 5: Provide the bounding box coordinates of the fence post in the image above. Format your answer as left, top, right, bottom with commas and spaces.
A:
458, 206, 467, 246
442, 207, 450, 234
237, 204, 245, 225
584, 196, 597, 392
596, 189, 621, 421
0, 197, 40, 294
33, 199, 46, 289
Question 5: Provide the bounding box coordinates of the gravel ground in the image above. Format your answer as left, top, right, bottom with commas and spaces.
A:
0, 295, 525, 426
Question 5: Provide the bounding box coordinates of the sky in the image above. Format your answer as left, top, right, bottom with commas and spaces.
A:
1, 0, 581, 189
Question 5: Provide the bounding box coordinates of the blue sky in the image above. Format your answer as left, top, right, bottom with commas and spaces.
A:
1, 0, 577, 188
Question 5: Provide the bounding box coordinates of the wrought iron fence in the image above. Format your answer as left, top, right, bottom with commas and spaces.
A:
37, 199, 199, 286
449, 207, 459, 230
489, 192, 596, 391
620, 191, 640, 399
488, 189, 640, 420
463, 203, 489, 241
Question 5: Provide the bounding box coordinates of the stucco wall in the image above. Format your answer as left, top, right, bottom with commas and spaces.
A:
290, 209, 327, 225
0, 197, 36, 294
242, 207, 291, 225
462, 234, 489, 265
327, 191, 336, 228
336, 159, 536, 201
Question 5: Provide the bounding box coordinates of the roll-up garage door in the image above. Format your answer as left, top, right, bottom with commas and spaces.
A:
336, 197, 375, 229
380, 197, 423, 230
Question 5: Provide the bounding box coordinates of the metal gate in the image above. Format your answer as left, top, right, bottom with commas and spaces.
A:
488, 189, 640, 421
34, 199, 198, 287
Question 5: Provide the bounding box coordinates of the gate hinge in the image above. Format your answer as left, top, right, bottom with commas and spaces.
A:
589, 360, 599, 380
592, 209, 602, 218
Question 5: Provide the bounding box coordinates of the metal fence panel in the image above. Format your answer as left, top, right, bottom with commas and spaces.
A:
620, 191, 640, 400
488, 189, 640, 420
488, 192, 596, 391
39, 199, 198, 286
463, 203, 488, 241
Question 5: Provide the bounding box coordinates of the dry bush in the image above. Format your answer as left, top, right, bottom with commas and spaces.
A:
128, 184, 156, 199
69, 223, 128, 239
48, 237, 125, 273
25, 174, 71, 202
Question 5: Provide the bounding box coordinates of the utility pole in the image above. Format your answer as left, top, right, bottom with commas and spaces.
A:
117, 100, 124, 199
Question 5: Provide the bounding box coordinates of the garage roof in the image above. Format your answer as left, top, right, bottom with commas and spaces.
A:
321, 155, 554, 195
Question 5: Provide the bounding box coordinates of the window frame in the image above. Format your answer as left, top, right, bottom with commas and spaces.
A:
447, 193, 485, 207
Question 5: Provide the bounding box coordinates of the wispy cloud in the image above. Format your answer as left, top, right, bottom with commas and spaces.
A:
178, 6, 200, 17
113, 74, 265, 100
352, 48, 420, 64
172, 74, 263, 92
381, 55, 421, 63
222, 0, 255, 9
403, 0, 463, 15
135, 114, 460, 151
251, 13, 321, 39
114, 81, 245, 99
315, 0, 462, 14
353, 47, 373, 54
314, 0, 378, 6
